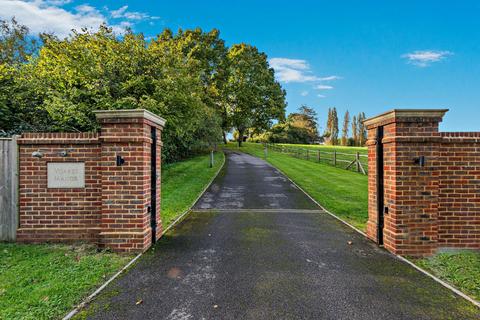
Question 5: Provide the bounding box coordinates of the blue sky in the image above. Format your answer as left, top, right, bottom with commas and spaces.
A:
2, 0, 480, 131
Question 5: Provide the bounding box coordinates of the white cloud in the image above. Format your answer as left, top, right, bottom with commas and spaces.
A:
300, 90, 309, 96
0, 1, 156, 38
316, 84, 333, 90
318, 75, 342, 81
317, 94, 326, 98
402, 50, 453, 67
269, 58, 320, 83
110, 5, 156, 21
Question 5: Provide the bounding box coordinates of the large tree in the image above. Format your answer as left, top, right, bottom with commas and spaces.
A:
226, 44, 286, 147
287, 105, 319, 143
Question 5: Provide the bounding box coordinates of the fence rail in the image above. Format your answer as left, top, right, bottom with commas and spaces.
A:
266, 143, 368, 174
0, 137, 19, 241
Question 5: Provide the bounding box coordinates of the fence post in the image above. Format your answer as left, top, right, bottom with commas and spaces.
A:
356, 152, 360, 172
317, 150, 320, 162
264, 145, 267, 159
333, 150, 337, 166
210, 150, 214, 168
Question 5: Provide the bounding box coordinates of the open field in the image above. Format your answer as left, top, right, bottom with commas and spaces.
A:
267, 143, 368, 173
227, 142, 369, 230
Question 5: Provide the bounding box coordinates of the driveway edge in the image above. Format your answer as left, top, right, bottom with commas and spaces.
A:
257, 152, 480, 309
62, 151, 226, 320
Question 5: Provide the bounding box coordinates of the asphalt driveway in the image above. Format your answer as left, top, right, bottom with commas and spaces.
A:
83, 151, 479, 320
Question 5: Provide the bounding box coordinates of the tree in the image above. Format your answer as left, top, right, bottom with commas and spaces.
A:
341, 110, 350, 146
358, 112, 367, 146
225, 44, 286, 147
288, 105, 319, 143
352, 115, 358, 146
0, 18, 48, 135
330, 107, 339, 145
324, 107, 332, 138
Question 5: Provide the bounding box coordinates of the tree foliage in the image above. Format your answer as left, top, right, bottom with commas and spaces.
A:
226, 44, 286, 146
0, 20, 286, 161
341, 110, 350, 146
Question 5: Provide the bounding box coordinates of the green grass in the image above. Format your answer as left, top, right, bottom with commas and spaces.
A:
0, 244, 132, 320
414, 251, 480, 301
161, 151, 225, 227
271, 142, 368, 172
228, 142, 368, 230
277, 143, 367, 154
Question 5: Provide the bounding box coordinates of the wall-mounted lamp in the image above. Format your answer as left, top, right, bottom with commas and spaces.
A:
414, 156, 426, 167
116, 155, 125, 166
32, 150, 44, 158
59, 150, 69, 157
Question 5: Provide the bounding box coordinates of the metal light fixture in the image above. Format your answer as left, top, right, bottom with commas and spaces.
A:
32, 150, 43, 158
414, 156, 426, 167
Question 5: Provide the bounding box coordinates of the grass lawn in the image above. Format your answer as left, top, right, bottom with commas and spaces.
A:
0, 244, 132, 319
273, 142, 368, 172
0, 151, 225, 319
227, 142, 368, 230
414, 251, 480, 301
161, 151, 225, 226
277, 143, 367, 154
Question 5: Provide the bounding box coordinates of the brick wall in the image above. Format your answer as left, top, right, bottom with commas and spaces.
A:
365, 110, 480, 257
17, 133, 102, 243
16, 110, 165, 253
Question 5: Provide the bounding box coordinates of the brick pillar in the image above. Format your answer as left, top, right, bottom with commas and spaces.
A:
364, 109, 448, 257
94, 109, 165, 252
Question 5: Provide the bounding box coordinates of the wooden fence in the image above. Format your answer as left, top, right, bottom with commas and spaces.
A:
0, 137, 19, 241
266, 143, 368, 174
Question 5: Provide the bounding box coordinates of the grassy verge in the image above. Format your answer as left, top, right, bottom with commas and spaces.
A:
228, 143, 368, 230
161, 151, 225, 227
414, 251, 480, 301
0, 244, 132, 319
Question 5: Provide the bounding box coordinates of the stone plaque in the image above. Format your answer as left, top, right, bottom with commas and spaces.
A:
47, 162, 85, 188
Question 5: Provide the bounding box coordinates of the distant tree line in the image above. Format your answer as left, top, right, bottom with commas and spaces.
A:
324, 107, 366, 146
248, 105, 367, 146
0, 18, 286, 162
248, 105, 319, 144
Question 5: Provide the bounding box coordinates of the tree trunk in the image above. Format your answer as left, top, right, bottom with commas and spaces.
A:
237, 129, 244, 147
222, 131, 228, 144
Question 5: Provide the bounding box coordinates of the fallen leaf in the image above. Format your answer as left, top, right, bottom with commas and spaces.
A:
347, 241, 353, 245
136, 299, 143, 305
213, 305, 218, 309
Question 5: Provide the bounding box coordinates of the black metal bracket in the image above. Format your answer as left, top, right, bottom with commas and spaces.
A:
116, 155, 125, 166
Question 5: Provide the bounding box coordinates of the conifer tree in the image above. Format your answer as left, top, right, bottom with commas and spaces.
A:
341, 110, 349, 146
331, 107, 339, 145
352, 115, 358, 146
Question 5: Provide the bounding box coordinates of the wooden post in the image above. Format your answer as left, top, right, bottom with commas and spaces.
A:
317, 150, 320, 162
210, 150, 214, 168
356, 152, 360, 172
333, 150, 337, 166
264, 145, 267, 159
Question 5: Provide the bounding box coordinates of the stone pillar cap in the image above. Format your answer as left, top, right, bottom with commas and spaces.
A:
364, 109, 449, 127
94, 109, 166, 127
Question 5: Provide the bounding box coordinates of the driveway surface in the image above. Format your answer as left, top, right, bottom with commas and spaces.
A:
84, 151, 479, 320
